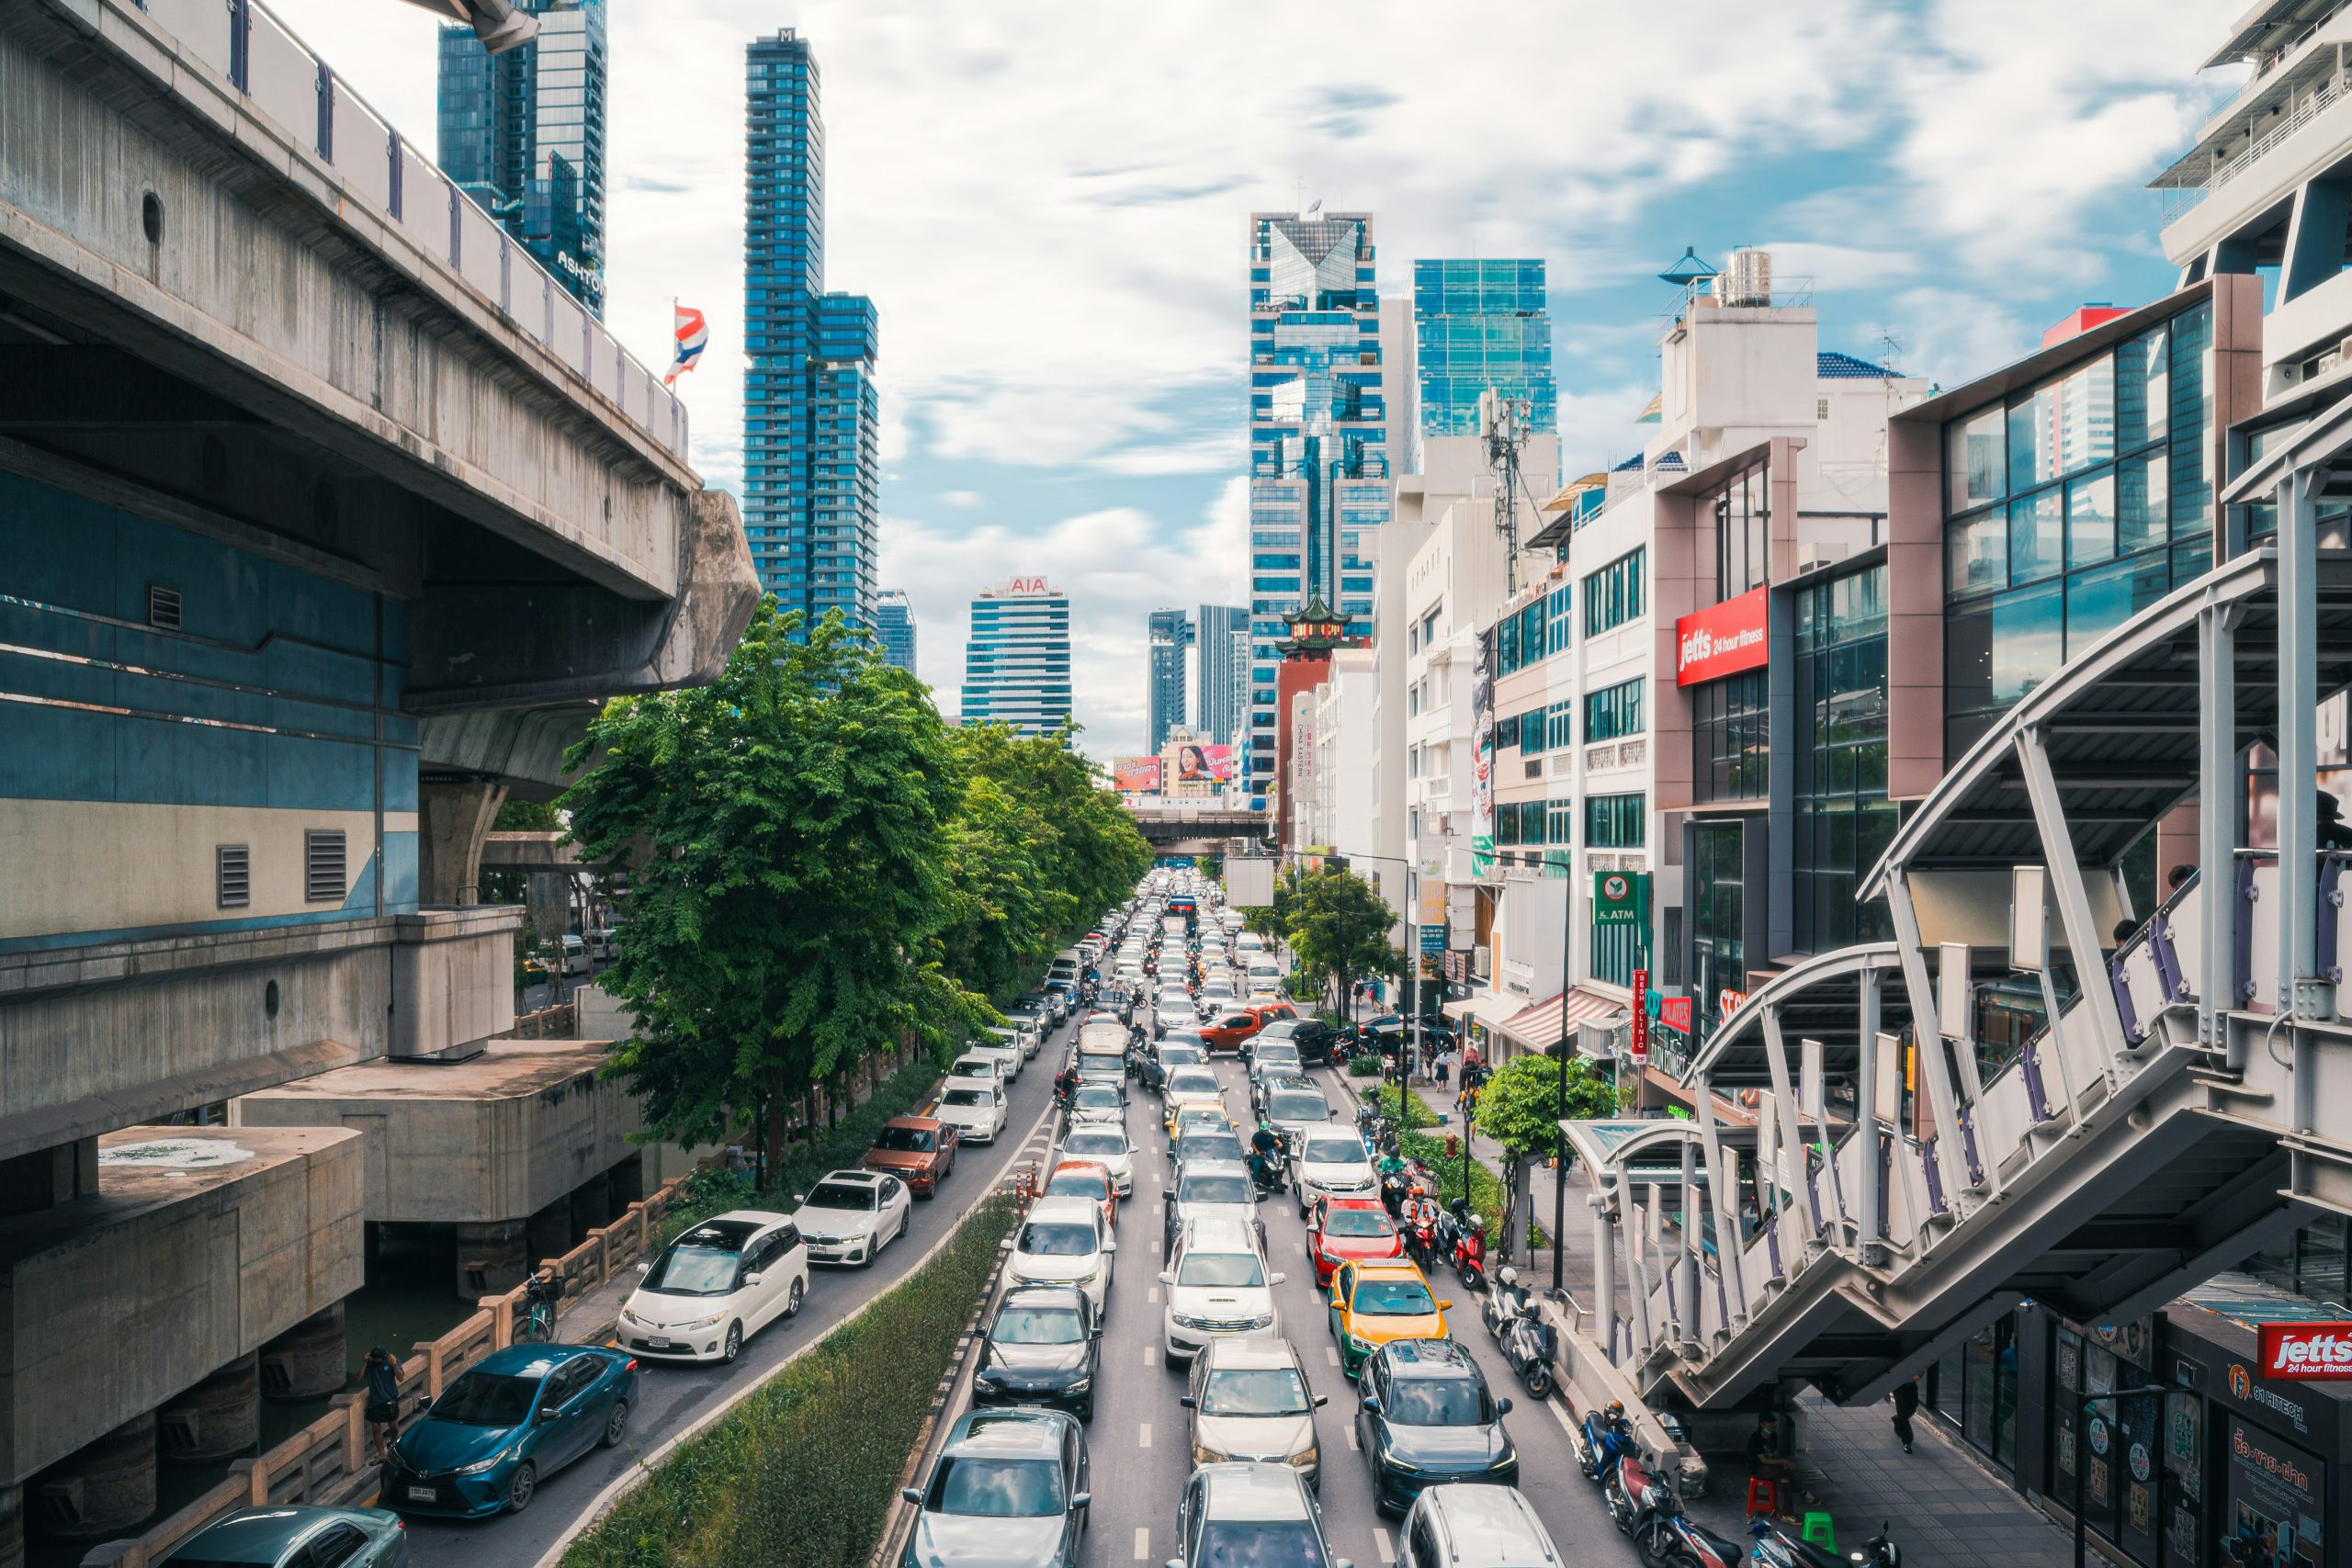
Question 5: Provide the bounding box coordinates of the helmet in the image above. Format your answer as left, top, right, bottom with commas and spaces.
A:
1607, 1399, 1626, 1417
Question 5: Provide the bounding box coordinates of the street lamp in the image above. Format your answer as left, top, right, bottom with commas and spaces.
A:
1330, 849, 1424, 1082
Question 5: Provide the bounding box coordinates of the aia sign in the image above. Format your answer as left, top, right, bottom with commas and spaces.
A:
1675, 586, 1770, 686
2258, 1323, 2352, 1379
1006, 576, 1051, 594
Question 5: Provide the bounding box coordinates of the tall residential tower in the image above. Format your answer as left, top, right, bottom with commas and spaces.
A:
875, 589, 917, 672
1244, 210, 1390, 804
961, 578, 1073, 737
1195, 603, 1249, 747
743, 30, 882, 629
1147, 608, 1193, 751
1413, 259, 1557, 441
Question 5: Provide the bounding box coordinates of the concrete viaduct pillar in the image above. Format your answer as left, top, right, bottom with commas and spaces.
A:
419, 780, 509, 906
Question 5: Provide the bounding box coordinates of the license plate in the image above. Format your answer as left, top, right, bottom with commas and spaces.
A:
646, 1337, 673, 1348
406, 1485, 437, 1503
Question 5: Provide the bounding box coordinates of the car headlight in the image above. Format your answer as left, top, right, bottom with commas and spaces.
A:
457, 1445, 516, 1475
1171, 1312, 1205, 1329
619, 1308, 639, 1326
1245, 1313, 1273, 1330
1382, 1454, 1421, 1474
1300, 1442, 1319, 1468
1193, 1442, 1227, 1466
673, 1311, 727, 1332
1348, 1334, 1373, 1353
1066, 1375, 1091, 1393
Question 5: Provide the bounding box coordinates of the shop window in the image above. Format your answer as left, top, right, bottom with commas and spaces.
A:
1692, 668, 1770, 803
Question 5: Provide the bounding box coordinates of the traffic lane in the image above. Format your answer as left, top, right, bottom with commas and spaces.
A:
402, 1024, 1070, 1568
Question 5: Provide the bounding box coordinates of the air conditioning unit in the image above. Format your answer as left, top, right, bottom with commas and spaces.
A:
1797, 540, 1849, 574
1472, 948, 1492, 979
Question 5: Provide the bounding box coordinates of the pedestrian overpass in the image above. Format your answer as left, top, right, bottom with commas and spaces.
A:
1568, 535, 2352, 1416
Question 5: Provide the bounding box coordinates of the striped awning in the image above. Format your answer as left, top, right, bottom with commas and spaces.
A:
1498, 988, 1627, 1053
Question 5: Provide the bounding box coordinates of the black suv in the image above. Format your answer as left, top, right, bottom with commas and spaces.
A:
1357, 1337, 1518, 1515
1256, 1017, 1340, 1065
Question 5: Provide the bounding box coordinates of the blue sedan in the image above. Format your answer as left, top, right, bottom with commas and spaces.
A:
384, 1345, 639, 1517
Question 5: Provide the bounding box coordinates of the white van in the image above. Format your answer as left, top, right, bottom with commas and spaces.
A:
560, 933, 591, 976
1047, 949, 1083, 986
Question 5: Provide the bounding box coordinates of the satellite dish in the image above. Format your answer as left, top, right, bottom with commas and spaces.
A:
1656, 245, 1718, 288
1306, 198, 1323, 217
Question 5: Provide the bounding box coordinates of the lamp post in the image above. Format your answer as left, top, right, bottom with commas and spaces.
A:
1554, 849, 1572, 1292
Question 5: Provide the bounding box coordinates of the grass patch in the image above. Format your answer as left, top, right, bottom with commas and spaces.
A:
1367, 1085, 1546, 1248
566, 1192, 1020, 1568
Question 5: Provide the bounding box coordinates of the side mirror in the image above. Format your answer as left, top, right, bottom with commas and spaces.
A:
792, 1194, 806, 1206
635, 1260, 650, 1274
1000, 1238, 1017, 1251
1159, 1269, 1175, 1284
1497, 1396, 1514, 1416
1271, 1271, 1287, 1285
1441, 1301, 1455, 1311
744, 1271, 764, 1288
902, 1487, 922, 1506
1102, 1236, 1118, 1253
1360, 1393, 1382, 1415
1091, 1326, 1103, 1339
413, 1393, 433, 1415
1179, 1393, 1196, 1407
1070, 1492, 1091, 1511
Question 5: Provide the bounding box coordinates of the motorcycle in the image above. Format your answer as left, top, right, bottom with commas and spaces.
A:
1604, 1446, 1676, 1538
1246, 1148, 1287, 1195
1450, 1209, 1489, 1292
1404, 1207, 1440, 1269
1748, 1518, 1901, 1568
1632, 1499, 1745, 1568
1482, 1268, 1557, 1398
1570, 1405, 1633, 1483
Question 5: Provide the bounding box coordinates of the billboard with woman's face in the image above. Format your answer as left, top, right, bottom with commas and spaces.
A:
1173, 743, 1233, 782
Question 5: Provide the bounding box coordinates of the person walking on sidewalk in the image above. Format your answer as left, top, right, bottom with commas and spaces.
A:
1891, 1376, 1919, 1454
362, 1346, 403, 1465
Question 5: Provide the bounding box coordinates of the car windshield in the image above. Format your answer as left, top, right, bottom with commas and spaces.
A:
1385, 1378, 1488, 1426
641, 1236, 744, 1296
1353, 1279, 1438, 1316
1182, 1134, 1245, 1163
1268, 1092, 1327, 1122
1047, 1171, 1108, 1201
1196, 1522, 1328, 1568
1303, 1134, 1363, 1165
428, 1370, 538, 1427
875, 1126, 936, 1153
1176, 1251, 1265, 1288
993, 1305, 1086, 1345
1181, 1173, 1252, 1206
927, 1456, 1064, 1517
1322, 1208, 1395, 1238
1169, 1069, 1220, 1095
1201, 1366, 1311, 1416
954, 1059, 996, 1077
1159, 1043, 1205, 1062
1074, 1088, 1122, 1109
807, 1181, 876, 1210
943, 1088, 992, 1108
1020, 1222, 1098, 1258
1064, 1132, 1126, 1158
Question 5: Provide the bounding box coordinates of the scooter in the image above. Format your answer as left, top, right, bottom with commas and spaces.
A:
1450, 1209, 1489, 1292
1570, 1404, 1633, 1483
1246, 1149, 1287, 1196
1747, 1518, 1901, 1568
1404, 1207, 1440, 1269
1482, 1268, 1557, 1398
1604, 1447, 1676, 1537
1631, 1498, 1745, 1568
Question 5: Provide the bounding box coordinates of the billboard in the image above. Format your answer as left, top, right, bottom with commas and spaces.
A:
1676, 584, 1770, 685
1226, 857, 1276, 908
1594, 870, 1648, 926
1170, 741, 1234, 783
1114, 757, 1163, 793
2257, 1322, 2352, 1380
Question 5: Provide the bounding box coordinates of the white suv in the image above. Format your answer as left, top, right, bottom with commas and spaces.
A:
1005, 1195, 1117, 1313
1161, 1217, 1282, 1364
1397, 1480, 1565, 1568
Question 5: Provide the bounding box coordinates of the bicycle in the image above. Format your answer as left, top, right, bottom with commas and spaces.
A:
514, 1271, 561, 1344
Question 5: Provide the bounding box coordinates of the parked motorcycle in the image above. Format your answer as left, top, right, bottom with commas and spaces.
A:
1482, 1268, 1557, 1398
1604, 1445, 1677, 1537
1570, 1403, 1633, 1483
1748, 1517, 1900, 1568
1450, 1209, 1489, 1292
1631, 1498, 1745, 1568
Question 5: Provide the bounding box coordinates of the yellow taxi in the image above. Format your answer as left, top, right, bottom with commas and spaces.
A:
1162, 1066, 1228, 1137
1328, 1258, 1450, 1380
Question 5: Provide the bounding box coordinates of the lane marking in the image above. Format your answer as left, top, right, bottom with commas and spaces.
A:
1374, 1528, 1394, 1561
1545, 1392, 1579, 1439
1148, 1286, 1159, 1303
1325, 1345, 1340, 1366
1134, 1528, 1150, 1561
1138, 1421, 1153, 1449
1144, 1344, 1158, 1367
1343, 1425, 1359, 1450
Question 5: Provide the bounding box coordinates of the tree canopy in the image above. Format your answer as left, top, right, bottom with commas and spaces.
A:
1249, 864, 1402, 1015
1473, 1049, 1622, 1161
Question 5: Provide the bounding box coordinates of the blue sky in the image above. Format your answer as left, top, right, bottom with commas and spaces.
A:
274, 0, 2245, 758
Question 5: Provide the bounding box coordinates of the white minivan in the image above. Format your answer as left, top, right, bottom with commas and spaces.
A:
1161, 1217, 1281, 1363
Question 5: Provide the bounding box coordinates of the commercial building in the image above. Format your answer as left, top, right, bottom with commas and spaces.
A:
960, 578, 1073, 736
1148, 607, 1193, 750
435, 0, 606, 316
1244, 209, 1395, 803
1195, 603, 1250, 747
1413, 258, 1557, 441
1292, 648, 1376, 854
743, 29, 882, 629
876, 588, 918, 672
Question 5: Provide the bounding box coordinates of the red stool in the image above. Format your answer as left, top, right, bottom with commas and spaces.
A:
1745, 1478, 1781, 1518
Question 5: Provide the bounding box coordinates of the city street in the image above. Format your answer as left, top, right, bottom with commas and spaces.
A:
398, 1014, 1071, 1568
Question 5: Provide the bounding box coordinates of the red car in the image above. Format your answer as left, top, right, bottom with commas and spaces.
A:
1044, 1158, 1119, 1228
1306, 1196, 1404, 1289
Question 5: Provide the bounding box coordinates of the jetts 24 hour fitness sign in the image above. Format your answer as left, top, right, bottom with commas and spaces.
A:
2258, 1322, 2352, 1379
1676, 585, 1770, 686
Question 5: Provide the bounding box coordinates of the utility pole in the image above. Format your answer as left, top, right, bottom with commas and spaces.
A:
1483, 389, 1532, 596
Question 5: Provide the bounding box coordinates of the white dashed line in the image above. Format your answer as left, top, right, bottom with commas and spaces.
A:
1138, 1422, 1152, 1449
1344, 1425, 1359, 1450
1325, 1346, 1341, 1366
1148, 1285, 1160, 1303
1545, 1393, 1579, 1438
1134, 1528, 1150, 1561
1374, 1528, 1395, 1561
1145, 1344, 1158, 1366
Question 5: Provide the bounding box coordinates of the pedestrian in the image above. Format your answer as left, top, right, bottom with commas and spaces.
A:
1892, 1376, 1919, 1453
362, 1345, 403, 1465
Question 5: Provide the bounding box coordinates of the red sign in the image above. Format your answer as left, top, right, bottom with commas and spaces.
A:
2258, 1323, 2352, 1380
1719, 988, 1749, 1021
1675, 585, 1770, 686
1658, 997, 1692, 1034
1005, 576, 1051, 594
1629, 968, 1650, 1066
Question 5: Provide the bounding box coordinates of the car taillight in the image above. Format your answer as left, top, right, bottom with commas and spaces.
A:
624, 1359, 639, 1372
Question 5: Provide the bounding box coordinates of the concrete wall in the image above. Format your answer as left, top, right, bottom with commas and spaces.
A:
389, 909, 517, 1061
0, 1125, 363, 1485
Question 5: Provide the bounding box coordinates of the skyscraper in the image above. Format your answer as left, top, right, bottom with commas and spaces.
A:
876, 589, 917, 673
1411, 259, 1557, 440
743, 30, 882, 630
1147, 608, 1193, 751
1244, 210, 1390, 804
435, 0, 606, 316
1195, 604, 1248, 748
961, 578, 1073, 737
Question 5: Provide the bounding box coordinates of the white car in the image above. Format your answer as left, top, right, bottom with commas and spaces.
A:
987, 1023, 1040, 1062
948, 1053, 1008, 1091
934, 1081, 1009, 1144
1291, 1126, 1378, 1211
619, 1209, 808, 1362
1059, 1122, 1136, 1197
1004, 1196, 1117, 1312
1234, 931, 1265, 953
1161, 1217, 1281, 1363
790, 1169, 913, 1266
1068, 1083, 1127, 1126
969, 1036, 1023, 1080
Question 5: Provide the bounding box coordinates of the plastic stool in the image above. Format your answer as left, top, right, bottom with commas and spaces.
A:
1744, 1479, 1781, 1518
1801, 1513, 1836, 1550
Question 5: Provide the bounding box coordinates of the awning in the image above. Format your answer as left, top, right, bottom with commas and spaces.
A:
1497, 988, 1626, 1053
1439, 992, 1521, 1032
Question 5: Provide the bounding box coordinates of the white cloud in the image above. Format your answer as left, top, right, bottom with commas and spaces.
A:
940, 489, 986, 509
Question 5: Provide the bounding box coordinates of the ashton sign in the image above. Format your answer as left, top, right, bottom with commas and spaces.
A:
1676, 585, 1770, 686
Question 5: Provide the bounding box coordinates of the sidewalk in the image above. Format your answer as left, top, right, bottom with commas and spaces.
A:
1338, 1066, 2098, 1568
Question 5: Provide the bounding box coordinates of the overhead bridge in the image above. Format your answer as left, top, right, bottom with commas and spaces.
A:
1572, 537, 2352, 1417
1124, 808, 1269, 852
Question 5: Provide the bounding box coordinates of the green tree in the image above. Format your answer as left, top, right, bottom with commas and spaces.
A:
1286, 866, 1403, 1017
492, 797, 560, 831
560, 603, 988, 1178
1196, 852, 1225, 886
1474, 1050, 1620, 1161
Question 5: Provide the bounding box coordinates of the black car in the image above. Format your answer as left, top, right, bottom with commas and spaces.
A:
1356, 1337, 1517, 1515
973, 1285, 1102, 1422
1257, 1017, 1341, 1065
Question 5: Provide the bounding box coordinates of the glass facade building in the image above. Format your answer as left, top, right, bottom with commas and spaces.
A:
1147, 608, 1193, 751
1411, 259, 1557, 440
961, 581, 1072, 737
435, 0, 605, 317
1195, 604, 1248, 748
875, 589, 916, 673
744, 30, 882, 630
1246, 212, 1389, 801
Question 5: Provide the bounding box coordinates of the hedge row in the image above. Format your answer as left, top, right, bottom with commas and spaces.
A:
567, 1191, 1021, 1568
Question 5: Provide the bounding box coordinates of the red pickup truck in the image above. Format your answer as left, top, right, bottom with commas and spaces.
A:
1201, 1000, 1295, 1053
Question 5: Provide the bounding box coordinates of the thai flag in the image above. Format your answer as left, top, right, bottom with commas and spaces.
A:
663, 304, 707, 385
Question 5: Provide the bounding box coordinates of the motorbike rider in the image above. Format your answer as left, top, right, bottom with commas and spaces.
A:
1403, 1181, 1441, 1258
1052, 1066, 1078, 1106
1248, 1119, 1284, 1188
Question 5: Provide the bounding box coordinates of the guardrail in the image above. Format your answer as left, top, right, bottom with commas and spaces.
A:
82, 1170, 702, 1567
128, 0, 687, 462
509, 1000, 578, 1039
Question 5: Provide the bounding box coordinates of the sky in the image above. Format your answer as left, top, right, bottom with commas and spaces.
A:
270, 0, 2247, 759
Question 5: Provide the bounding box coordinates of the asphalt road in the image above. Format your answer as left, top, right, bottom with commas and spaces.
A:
401, 1011, 1072, 1568
967, 1051, 1631, 1568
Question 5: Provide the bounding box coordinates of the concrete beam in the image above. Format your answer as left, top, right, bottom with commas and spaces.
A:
417, 781, 508, 906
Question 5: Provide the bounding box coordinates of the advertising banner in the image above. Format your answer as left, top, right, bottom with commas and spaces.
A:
1114, 756, 1163, 793
1658, 996, 1693, 1034
1170, 742, 1234, 784
1676, 585, 1770, 686
1419, 925, 1446, 956
1471, 627, 1495, 877
2257, 1322, 2352, 1380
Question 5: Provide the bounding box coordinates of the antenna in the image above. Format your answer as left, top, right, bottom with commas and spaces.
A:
1483, 389, 1533, 596
1291, 176, 1308, 218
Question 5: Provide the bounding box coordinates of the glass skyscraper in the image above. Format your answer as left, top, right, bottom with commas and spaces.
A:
1412, 259, 1557, 439
1195, 603, 1248, 748
435, 0, 606, 317
1245, 211, 1390, 803
961, 580, 1073, 737
876, 589, 917, 673
1147, 608, 1193, 751
743, 30, 882, 630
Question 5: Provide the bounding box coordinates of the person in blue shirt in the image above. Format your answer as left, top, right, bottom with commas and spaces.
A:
362, 1345, 403, 1464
